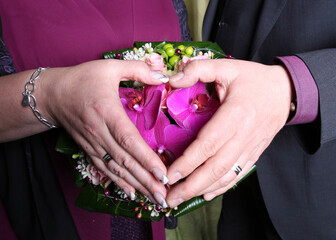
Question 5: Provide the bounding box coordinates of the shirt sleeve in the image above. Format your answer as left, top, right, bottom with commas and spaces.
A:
277, 56, 319, 125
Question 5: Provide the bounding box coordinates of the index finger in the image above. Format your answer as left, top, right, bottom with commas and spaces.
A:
107, 94, 169, 185
166, 101, 238, 185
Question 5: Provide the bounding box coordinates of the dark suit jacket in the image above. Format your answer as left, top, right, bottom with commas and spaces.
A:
203, 0, 336, 239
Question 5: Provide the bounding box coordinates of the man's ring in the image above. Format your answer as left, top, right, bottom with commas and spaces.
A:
103, 153, 112, 163
232, 163, 242, 175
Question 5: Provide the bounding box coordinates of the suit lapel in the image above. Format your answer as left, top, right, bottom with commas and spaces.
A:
250, 0, 288, 60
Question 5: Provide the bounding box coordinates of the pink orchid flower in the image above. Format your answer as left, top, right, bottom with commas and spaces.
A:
149, 112, 194, 167
119, 84, 165, 143
167, 81, 220, 133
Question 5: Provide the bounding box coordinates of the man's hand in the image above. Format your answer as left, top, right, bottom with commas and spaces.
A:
165, 59, 293, 207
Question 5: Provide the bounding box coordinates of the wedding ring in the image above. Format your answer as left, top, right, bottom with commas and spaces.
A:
102, 153, 112, 163
232, 163, 242, 175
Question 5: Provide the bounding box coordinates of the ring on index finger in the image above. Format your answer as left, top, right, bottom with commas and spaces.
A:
232, 163, 242, 176
102, 153, 112, 163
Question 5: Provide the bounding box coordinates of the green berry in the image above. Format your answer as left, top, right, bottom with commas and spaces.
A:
169, 55, 180, 67
177, 45, 185, 52
165, 47, 175, 57
185, 46, 194, 55
163, 43, 174, 50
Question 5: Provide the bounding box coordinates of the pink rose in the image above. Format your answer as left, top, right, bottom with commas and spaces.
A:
177, 55, 210, 72
86, 164, 112, 187
145, 53, 167, 72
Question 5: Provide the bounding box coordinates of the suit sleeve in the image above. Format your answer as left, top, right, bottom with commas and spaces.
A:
292, 49, 336, 153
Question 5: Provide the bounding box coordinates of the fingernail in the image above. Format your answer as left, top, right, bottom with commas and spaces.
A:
152, 168, 169, 185
153, 192, 168, 209
169, 172, 182, 185
169, 198, 184, 208
147, 194, 158, 204
204, 193, 216, 201
170, 72, 184, 82
151, 71, 169, 83
123, 188, 134, 200
130, 191, 136, 201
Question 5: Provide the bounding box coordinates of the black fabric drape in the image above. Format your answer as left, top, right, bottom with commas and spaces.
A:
0, 27, 79, 239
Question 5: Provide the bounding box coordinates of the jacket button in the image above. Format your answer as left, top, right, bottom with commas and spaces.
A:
218, 21, 226, 28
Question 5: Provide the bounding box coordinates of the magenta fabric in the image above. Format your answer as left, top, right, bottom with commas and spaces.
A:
0, 201, 17, 240
0, 0, 181, 239
0, 0, 181, 71
151, 219, 166, 240
278, 56, 319, 125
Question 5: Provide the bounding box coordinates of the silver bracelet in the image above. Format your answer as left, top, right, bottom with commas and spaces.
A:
22, 67, 57, 129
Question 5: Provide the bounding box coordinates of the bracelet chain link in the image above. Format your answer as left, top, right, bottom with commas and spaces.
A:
22, 67, 57, 129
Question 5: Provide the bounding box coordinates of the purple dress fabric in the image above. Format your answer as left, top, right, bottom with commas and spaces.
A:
0, 0, 181, 239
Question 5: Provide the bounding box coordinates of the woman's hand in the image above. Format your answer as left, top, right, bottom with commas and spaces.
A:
42, 60, 169, 206
165, 59, 293, 207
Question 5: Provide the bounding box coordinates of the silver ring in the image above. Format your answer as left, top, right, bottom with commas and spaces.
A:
103, 153, 112, 163
232, 163, 242, 175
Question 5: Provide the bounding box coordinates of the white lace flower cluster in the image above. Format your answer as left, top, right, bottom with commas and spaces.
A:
123, 47, 146, 60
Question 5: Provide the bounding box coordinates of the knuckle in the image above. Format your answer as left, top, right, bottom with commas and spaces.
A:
121, 155, 136, 171
218, 177, 230, 188
117, 131, 137, 150
180, 183, 199, 200
209, 163, 228, 181
198, 136, 219, 159
83, 124, 98, 138
109, 165, 125, 179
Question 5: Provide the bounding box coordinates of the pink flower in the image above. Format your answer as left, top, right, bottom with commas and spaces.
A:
145, 53, 167, 72
161, 83, 174, 113
177, 55, 210, 72
119, 84, 165, 143
150, 112, 194, 167
167, 81, 220, 133
86, 164, 112, 188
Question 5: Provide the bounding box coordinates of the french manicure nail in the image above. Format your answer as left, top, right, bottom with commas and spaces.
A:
161, 175, 169, 185
151, 71, 169, 83
171, 72, 184, 82
147, 194, 158, 204
169, 198, 184, 208
153, 192, 168, 209
169, 172, 182, 184
123, 188, 133, 199
152, 168, 169, 184
130, 191, 136, 201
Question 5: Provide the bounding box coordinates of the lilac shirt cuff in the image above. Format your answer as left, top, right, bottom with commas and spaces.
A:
277, 56, 319, 125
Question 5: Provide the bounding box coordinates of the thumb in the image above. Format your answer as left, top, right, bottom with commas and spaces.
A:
118, 60, 169, 85
169, 59, 219, 88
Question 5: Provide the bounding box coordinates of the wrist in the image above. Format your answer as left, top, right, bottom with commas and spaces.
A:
22, 67, 58, 128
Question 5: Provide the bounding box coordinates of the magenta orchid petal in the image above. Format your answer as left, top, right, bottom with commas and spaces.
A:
143, 89, 163, 130
168, 108, 190, 128
207, 99, 221, 112
188, 81, 207, 100
143, 84, 165, 104
154, 112, 171, 145
166, 88, 190, 115
136, 113, 154, 144
183, 112, 212, 133
164, 125, 195, 158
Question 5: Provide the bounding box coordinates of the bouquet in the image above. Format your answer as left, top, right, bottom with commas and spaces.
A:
56, 41, 256, 221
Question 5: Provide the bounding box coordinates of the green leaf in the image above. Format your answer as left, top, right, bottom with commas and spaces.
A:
171, 165, 257, 218
75, 184, 164, 222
